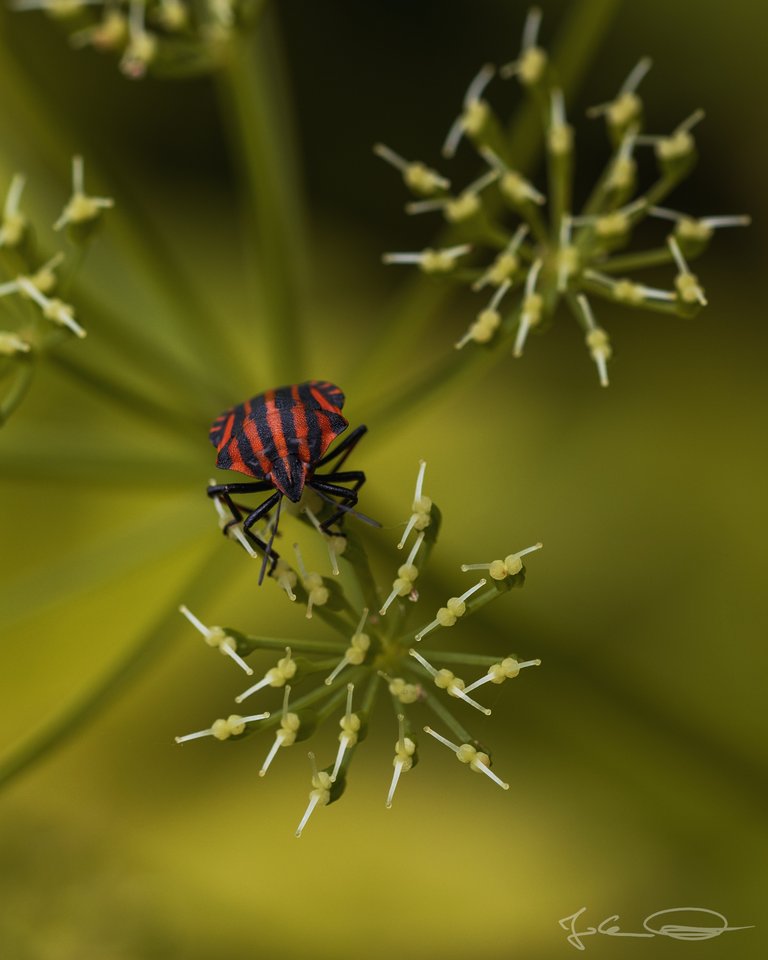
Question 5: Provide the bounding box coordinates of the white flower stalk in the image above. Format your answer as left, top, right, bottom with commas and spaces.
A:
575, 294, 611, 387
208, 483, 260, 558
472, 224, 530, 291
649, 207, 751, 246
15, 277, 86, 338
235, 648, 295, 703
386, 714, 416, 808
636, 109, 705, 164
455, 280, 512, 349
293, 543, 329, 619
329, 684, 360, 782
295, 752, 333, 838
380, 531, 425, 616
668, 236, 707, 307
460, 542, 543, 580
178, 604, 253, 676
414, 579, 487, 642
583, 270, 676, 307
259, 686, 300, 777
54, 155, 114, 232
587, 56, 653, 130
174, 711, 269, 744
398, 460, 432, 550
548, 88, 573, 156
513, 258, 543, 358
120, 0, 158, 79
463, 657, 542, 695
382, 244, 472, 274
410, 649, 490, 715
442, 63, 496, 159
406, 169, 499, 223
0, 332, 31, 356
271, 559, 298, 602
303, 505, 345, 576
325, 609, 370, 685
482, 147, 546, 209
423, 726, 509, 790
373, 143, 450, 195
501, 6, 547, 86
571, 197, 647, 242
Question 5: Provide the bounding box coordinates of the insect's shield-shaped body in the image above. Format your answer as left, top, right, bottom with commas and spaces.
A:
209, 381, 348, 502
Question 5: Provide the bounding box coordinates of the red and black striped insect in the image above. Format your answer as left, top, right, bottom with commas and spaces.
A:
207, 381, 372, 580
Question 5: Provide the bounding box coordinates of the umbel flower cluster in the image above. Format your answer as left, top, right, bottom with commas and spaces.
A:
12, 0, 259, 78
377, 7, 749, 386
0, 156, 113, 425
176, 462, 542, 836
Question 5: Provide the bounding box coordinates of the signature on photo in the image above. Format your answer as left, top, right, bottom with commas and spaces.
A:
558, 906, 754, 951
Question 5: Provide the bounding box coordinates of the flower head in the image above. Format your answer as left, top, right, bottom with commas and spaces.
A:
12, 0, 260, 78
0, 161, 111, 425
377, 8, 749, 387
175, 460, 543, 833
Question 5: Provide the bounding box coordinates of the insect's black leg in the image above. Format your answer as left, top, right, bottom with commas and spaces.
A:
243, 491, 282, 532
213, 490, 281, 569
258, 495, 283, 585
309, 481, 380, 529
318, 469, 366, 493
314, 424, 368, 470
311, 480, 359, 503
207, 480, 275, 498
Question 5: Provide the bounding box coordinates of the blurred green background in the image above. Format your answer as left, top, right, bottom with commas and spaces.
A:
0, 1, 766, 958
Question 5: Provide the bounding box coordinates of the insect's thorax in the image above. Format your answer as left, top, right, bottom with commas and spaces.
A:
268, 453, 310, 503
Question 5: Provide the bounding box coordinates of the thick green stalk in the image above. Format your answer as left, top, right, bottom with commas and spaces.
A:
599, 247, 676, 273
47, 351, 208, 440
0, 544, 231, 791
216, 19, 308, 383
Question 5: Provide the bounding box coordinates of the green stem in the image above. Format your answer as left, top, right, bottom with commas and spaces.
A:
418, 649, 500, 667
69, 282, 232, 414
47, 351, 207, 440
216, 20, 308, 383
238, 634, 348, 655
0, 544, 231, 792
580, 278, 685, 317
420, 688, 475, 745
0, 445, 200, 486
598, 247, 675, 273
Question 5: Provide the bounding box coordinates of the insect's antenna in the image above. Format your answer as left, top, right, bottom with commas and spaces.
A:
309, 485, 381, 528
258, 495, 283, 585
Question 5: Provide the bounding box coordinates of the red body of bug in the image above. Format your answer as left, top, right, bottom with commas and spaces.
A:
207, 381, 370, 578
209, 380, 348, 502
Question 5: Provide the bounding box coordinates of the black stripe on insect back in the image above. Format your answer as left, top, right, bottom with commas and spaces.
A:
250, 393, 277, 460
230, 397, 267, 476
217, 440, 233, 471
298, 381, 323, 463
277, 386, 298, 454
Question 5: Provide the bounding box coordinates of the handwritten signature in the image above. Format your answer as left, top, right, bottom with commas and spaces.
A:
559, 906, 754, 951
